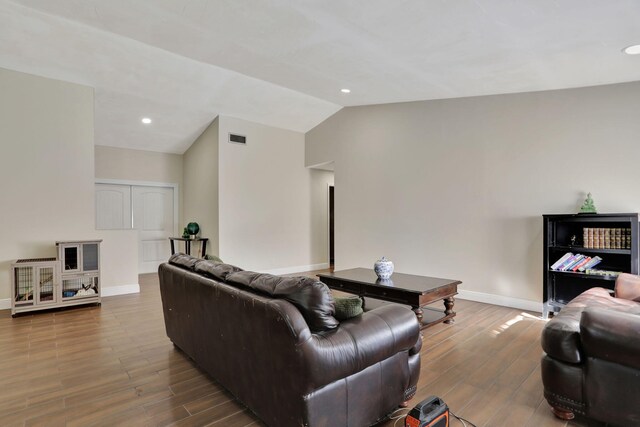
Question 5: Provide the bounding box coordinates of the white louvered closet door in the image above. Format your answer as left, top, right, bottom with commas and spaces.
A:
132, 186, 174, 274
95, 184, 132, 230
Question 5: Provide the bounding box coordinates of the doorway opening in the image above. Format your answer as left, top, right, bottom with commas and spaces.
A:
329, 185, 334, 270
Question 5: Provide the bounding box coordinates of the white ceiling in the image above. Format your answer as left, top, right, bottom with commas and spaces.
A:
2, 0, 640, 153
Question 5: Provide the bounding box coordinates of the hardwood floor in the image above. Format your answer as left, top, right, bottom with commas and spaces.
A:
0, 273, 600, 427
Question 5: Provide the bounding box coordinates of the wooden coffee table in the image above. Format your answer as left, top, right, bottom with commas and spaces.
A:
318, 268, 461, 329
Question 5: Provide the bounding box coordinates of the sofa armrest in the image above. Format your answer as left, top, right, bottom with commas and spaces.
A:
541, 308, 583, 364
615, 273, 640, 302
302, 304, 420, 389
580, 307, 640, 370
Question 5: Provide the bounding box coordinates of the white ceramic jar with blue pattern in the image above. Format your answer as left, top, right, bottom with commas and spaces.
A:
374, 257, 394, 279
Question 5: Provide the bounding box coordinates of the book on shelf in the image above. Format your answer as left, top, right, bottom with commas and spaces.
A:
551, 253, 605, 273
626, 228, 632, 249
571, 256, 592, 272
554, 253, 583, 271
563, 254, 586, 271
550, 252, 573, 270
584, 269, 622, 277
582, 227, 632, 249
553, 253, 579, 271
578, 256, 602, 272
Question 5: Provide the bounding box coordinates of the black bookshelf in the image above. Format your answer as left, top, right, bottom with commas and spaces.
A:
542, 213, 639, 318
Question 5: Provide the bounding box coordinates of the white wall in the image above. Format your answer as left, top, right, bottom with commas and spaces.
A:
99, 231, 139, 295
95, 145, 184, 224
306, 81, 640, 311
218, 116, 329, 272
183, 118, 219, 255
0, 68, 138, 308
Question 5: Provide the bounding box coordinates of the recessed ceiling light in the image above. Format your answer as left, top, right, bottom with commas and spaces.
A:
141, 117, 152, 124
341, 88, 351, 93
623, 44, 640, 55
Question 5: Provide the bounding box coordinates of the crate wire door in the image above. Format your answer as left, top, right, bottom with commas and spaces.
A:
14, 266, 34, 305
13, 259, 59, 309
36, 265, 56, 304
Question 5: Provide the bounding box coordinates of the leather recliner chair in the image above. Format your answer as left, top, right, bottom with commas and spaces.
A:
541, 273, 640, 426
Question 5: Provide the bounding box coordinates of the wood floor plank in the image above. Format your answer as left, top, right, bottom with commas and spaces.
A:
487, 401, 536, 427
149, 405, 192, 427
0, 272, 595, 427
144, 384, 222, 416
183, 391, 234, 416
524, 399, 568, 427
455, 382, 514, 426
169, 400, 245, 427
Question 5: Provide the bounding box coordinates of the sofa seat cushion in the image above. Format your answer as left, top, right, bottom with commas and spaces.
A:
542, 287, 640, 363
226, 271, 339, 332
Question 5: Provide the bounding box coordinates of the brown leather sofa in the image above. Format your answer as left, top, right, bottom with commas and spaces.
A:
158, 254, 421, 427
541, 273, 640, 426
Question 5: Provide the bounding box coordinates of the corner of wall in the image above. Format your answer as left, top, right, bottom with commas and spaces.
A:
183, 116, 220, 255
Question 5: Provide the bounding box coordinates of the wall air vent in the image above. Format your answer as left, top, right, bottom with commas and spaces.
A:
228, 133, 247, 145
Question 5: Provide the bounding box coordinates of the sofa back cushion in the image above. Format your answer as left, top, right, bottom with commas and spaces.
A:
168, 253, 199, 270
194, 259, 243, 281
226, 271, 338, 332
168, 253, 243, 282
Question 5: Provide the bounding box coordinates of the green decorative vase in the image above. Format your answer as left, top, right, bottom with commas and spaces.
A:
186, 222, 200, 236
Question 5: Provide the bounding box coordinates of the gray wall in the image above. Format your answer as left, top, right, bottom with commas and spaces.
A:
183, 118, 220, 255
218, 116, 330, 272
0, 68, 139, 305
95, 145, 184, 226
306, 81, 640, 309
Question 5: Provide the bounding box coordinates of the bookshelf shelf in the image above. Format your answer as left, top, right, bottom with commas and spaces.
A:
549, 246, 631, 255
548, 270, 618, 281
543, 213, 639, 318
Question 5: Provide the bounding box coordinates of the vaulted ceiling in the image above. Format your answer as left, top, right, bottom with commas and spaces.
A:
2, 0, 640, 153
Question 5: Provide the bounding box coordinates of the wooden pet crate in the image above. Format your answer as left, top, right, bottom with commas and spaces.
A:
11, 240, 102, 316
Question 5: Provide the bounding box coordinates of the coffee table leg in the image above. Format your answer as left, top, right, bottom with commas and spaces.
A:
412, 307, 424, 327
444, 297, 455, 324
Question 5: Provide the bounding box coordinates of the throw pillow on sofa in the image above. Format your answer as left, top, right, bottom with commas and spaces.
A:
334, 296, 364, 320
204, 254, 224, 263
226, 271, 339, 332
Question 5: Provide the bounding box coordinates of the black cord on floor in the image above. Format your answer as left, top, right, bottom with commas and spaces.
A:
450, 410, 478, 427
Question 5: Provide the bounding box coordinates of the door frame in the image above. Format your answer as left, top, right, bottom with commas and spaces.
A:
95, 179, 179, 236
327, 184, 334, 268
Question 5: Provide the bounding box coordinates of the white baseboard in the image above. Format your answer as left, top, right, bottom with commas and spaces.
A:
0, 298, 10, 310
102, 283, 140, 297
456, 289, 542, 313
259, 263, 330, 276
